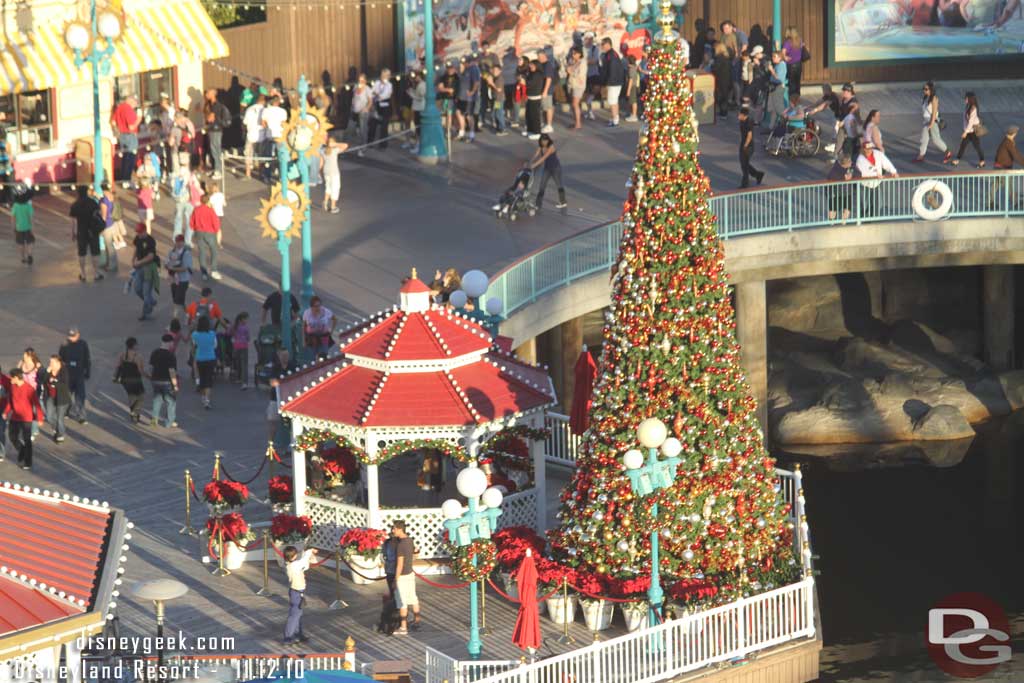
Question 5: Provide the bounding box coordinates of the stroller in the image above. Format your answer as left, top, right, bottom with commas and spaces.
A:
253, 324, 282, 388
493, 168, 534, 221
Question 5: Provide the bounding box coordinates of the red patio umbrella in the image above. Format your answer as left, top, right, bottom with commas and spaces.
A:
568, 346, 597, 435
512, 549, 541, 652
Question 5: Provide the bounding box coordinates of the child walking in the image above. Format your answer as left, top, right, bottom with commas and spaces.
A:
136, 177, 154, 234
208, 181, 226, 219
229, 312, 251, 389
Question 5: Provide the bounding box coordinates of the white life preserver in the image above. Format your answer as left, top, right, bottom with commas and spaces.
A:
912, 179, 953, 221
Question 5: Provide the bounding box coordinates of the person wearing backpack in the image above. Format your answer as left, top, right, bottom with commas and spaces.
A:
186, 286, 224, 328
68, 186, 104, 283
166, 235, 194, 320
204, 89, 232, 179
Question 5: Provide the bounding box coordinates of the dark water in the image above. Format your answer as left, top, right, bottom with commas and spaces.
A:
776, 417, 1024, 682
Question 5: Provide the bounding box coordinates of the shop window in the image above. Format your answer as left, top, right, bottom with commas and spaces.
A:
0, 90, 53, 155
114, 67, 174, 122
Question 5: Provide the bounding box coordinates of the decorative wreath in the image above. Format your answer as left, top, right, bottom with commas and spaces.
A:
449, 538, 498, 583
255, 182, 308, 240
279, 106, 331, 160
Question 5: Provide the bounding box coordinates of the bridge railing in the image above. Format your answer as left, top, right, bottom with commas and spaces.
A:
485, 171, 1024, 319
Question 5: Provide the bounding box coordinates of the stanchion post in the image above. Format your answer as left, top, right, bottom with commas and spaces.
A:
180, 469, 196, 536
213, 451, 222, 480
211, 524, 231, 577
480, 579, 491, 636
256, 529, 273, 596
264, 442, 277, 505
556, 576, 575, 645
329, 547, 348, 609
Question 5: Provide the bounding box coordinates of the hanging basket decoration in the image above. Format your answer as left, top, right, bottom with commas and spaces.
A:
448, 538, 498, 583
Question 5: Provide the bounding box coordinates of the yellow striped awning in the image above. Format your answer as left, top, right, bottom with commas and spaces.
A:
0, 0, 229, 96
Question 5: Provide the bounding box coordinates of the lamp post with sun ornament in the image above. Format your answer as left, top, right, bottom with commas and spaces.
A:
256, 183, 308, 357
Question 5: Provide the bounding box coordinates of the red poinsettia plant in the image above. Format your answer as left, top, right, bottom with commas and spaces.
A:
206, 512, 255, 550
536, 557, 578, 591
493, 526, 546, 570
572, 568, 608, 602
339, 527, 388, 560
667, 578, 719, 605
268, 475, 293, 505
604, 574, 652, 600
270, 513, 313, 544
319, 445, 360, 484
203, 479, 249, 508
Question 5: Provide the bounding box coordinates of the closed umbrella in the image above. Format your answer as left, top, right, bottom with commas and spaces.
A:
568, 346, 597, 435
512, 548, 541, 652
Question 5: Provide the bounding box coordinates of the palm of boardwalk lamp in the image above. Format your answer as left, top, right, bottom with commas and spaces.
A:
442, 463, 504, 659
64, 5, 122, 196
256, 186, 305, 357
622, 418, 683, 627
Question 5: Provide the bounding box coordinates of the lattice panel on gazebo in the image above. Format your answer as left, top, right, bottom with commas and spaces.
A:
379, 508, 449, 559
498, 490, 538, 530
306, 497, 370, 548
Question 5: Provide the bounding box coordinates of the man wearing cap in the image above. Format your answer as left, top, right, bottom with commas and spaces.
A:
990, 126, 1024, 207
148, 334, 179, 428
538, 49, 556, 134
132, 222, 160, 321
59, 329, 91, 424
855, 140, 898, 217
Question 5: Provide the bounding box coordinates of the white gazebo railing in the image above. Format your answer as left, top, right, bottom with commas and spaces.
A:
544, 413, 580, 467
467, 577, 816, 683
425, 647, 517, 683
305, 498, 370, 548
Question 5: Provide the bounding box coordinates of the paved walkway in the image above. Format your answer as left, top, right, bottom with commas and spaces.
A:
3, 78, 1024, 679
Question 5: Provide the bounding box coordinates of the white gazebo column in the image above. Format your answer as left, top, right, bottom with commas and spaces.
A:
365, 431, 382, 529
291, 420, 308, 515
531, 413, 547, 532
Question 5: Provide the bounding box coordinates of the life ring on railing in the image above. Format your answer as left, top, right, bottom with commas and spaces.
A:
912, 180, 953, 221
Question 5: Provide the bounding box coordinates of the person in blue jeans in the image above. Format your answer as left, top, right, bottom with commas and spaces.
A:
131, 223, 159, 321
284, 546, 318, 644
527, 134, 567, 210
58, 328, 90, 424
192, 316, 219, 410
149, 334, 179, 428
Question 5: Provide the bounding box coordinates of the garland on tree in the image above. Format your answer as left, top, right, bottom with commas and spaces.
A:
448, 538, 498, 582
549, 14, 796, 606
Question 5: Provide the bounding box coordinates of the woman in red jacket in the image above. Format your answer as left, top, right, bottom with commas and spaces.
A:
4, 368, 44, 470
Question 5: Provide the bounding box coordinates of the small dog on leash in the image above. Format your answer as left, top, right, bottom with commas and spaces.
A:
378, 595, 402, 635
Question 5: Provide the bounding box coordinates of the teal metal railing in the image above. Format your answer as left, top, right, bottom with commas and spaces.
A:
485, 171, 1024, 318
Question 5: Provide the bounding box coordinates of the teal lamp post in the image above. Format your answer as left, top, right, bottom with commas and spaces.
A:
64, 2, 122, 196
417, 0, 447, 163
773, 0, 783, 49
441, 464, 504, 659
295, 75, 314, 309
622, 418, 683, 627
450, 270, 504, 338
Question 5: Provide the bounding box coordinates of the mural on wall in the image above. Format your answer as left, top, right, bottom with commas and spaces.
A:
832, 0, 1024, 64
400, 0, 661, 68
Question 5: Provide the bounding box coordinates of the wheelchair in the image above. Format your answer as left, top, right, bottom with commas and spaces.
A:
765, 117, 821, 158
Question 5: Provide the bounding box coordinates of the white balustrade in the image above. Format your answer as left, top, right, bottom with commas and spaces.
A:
544, 412, 581, 466
425, 647, 516, 683
304, 496, 370, 548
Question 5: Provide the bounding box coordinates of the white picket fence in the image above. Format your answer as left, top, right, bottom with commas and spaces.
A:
425, 647, 517, 683
543, 413, 580, 467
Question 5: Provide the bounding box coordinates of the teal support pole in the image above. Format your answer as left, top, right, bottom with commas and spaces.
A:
297, 75, 314, 309
773, 0, 782, 50
647, 448, 664, 628
277, 142, 293, 359
467, 495, 482, 659
417, 0, 447, 163
90, 0, 103, 198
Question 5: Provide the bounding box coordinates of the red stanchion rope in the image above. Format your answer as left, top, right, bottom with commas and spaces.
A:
269, 447, 292, 469
338, 552, 389, 581
188, 476, 201, 502
220, 456, 268, 486
414, 571, 473, 589
485, 577, 562, 604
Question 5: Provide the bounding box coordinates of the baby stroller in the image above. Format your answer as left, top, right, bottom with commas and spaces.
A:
492, 168, 534, 221
254, 324, 282, 388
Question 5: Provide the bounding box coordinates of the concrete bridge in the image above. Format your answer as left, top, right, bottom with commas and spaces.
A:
488, 172, 1024, 432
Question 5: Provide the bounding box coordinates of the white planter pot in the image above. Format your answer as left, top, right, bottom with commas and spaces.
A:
620, 603, 648, 632
223, 541, 247, 570
500, 571, 519, 600
545, 593, 577, 625
581, 599, 614, 631
207, 503, 241, 517
273, 539, 305, 568
347, 552, 382, 585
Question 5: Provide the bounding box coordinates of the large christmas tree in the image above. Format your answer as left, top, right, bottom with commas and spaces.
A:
549, 10, 795, 602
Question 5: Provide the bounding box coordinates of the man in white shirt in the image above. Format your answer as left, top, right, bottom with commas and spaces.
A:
855, 140, 898, 216
283, 545, 317, 644
242, 94, 266, 178
368, 69, 394, 150
259, 96, 288, 181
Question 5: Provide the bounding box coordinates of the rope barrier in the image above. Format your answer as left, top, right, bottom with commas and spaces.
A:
413, 571, 473, 590
188, 476, 201, 502
485, 577, 561, 604
268, 447, 292, 469
338, 552, 389, 582
220, 456, 268, 486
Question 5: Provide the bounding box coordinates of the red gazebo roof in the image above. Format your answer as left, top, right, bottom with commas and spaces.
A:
280, 276, 555, 429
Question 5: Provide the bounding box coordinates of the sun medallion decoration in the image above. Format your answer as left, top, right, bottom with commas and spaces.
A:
278, 106, 331, 161
255, 182, 308, 240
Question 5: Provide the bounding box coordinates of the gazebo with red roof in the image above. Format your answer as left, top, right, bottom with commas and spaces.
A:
0, 482, 130, 670
279, 271, 557, 562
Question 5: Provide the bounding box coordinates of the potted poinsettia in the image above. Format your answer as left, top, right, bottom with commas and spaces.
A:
268, 475, 294, 512
338, 527, 388, 585
270, 513, 313, 567
203, 479, 249, 516
575, 569, 614, 632
206, 512, 255, 570
536, 558, 578, 625
493, 526, 546, 599
606, 575, 651, 632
